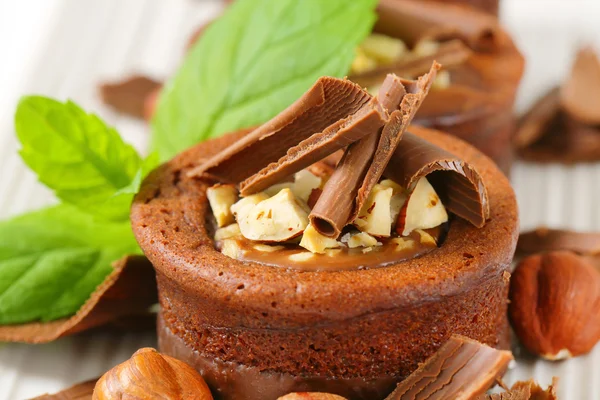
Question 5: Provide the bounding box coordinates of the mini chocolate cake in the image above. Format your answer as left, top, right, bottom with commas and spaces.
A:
351, 0, 524, 173
131, 121, 518, 400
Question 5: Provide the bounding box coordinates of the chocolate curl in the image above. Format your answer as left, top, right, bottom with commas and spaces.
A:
517, 227, 600, 257
515, 92, 600, 164
481, 378, 559, 400
239, 99, 388, 195
375, 0, 500, 51
351, 39, 472, 88
311, 64, 439, 238
513, 87, 561, 150
0, 256, 157, 343
188, 78, 371, 182
385, 335, 513, 400
99, 75, 162, 119
31, 379, 97, 399
385, 132, 490, 227
561, 47, 600, 125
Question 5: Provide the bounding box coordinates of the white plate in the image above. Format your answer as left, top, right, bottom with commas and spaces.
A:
0, 0, 599, 398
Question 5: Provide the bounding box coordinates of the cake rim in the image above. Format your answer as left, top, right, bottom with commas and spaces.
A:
131, 125, 518, 320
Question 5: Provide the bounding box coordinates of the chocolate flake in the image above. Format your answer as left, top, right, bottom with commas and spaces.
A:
31, 379, 97, 400
513, 87, 561, 150
560, 47, 600, 126
385, 335, 513, 399
310, 65, 439, 237
351, 39, 472, 89
239, 98, 388, 195
385, 132, 489, 227
479, 378, 559, 400
517, 227, 600, 257
99, 75, 161, 119
0, 256, 157, 343
375, 0, 500, 52
189, 77, 371, 183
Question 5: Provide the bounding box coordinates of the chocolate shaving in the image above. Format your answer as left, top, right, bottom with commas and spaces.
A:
384, 132, 490, 227
385, 334, 513, 399
517, 227, 600, 257
561, 46, 600, 125
351, 39, 472, 88
513, 87, 561, 150
0, 255, 157, 343
480, 378, 559, 400
239, 98, 388, 195
375, 0, 500, 52
517, 107, 600, 164
310, 64, 439, 237
189, 77, 371, 182
99, 75, 161, 119
30, 379, 97, 400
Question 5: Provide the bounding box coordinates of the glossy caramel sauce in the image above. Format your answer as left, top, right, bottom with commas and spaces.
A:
214, 224, 448, 272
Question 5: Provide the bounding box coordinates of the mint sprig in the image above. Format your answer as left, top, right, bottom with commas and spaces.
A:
0, 205, 139, 324
15, 96, 157, 221
151, 0, 377, 160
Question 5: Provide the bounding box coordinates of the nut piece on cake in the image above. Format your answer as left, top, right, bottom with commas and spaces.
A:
300, 224, 341, 254
396, 177, 448, 236
206, 184, 238, 227
238, 189, 310, 242
509, 251, 600, 360
353, 184, 396, 237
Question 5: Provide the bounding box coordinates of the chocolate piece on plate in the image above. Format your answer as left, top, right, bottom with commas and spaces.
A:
189, 78, 371, 183
480, 378, 559, 400
375, 0, 501, 51
310, 64, 439, 237
385, 132, 489, 227
560, 47, 600, 126
99, 75, 161, 118
385, 334, 513, 399
517, 111, 600, 164
517, 227, 600, 257
31, 379, 97, 400
0, 256, 157, 343
513, 87, 561, 150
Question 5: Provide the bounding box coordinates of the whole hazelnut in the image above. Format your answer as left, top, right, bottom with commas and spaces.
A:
509, 251, 600, 360
93, 348, 213, 399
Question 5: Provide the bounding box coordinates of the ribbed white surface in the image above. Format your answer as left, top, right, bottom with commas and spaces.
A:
0, 0, 599, 398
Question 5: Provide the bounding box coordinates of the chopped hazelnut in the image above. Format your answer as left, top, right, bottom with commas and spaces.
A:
346, 232, 379, 248
292, 170, 322, 202
207, 184, 238, 227
253, 244, 285, 252
351, 48, 378, 75
412, 40, 440, 57
379, 179, 407, 223
238, 188, 309, 242
390, 237, 417, 251
300, 224, 341, 254
360, 33, 407, 65
214, 223, 241, 241
416, 229, 438, 246
221, 239, 244, 259
231, 192, 270, 220
396, 177, 448, 236
354, 184, 394, 237
289, 252, 315, 262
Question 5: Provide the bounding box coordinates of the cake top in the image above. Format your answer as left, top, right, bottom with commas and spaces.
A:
188, 64, 490, 269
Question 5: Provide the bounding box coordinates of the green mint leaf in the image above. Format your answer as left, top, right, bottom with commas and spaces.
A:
151, 0, 378, 160
15, 96, 145, 221
0, 204, 139, 324
113, 152, 160, 197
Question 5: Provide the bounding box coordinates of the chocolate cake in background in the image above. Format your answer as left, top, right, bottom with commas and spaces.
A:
131, 125, 518, 400
351, 0, 524, 174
